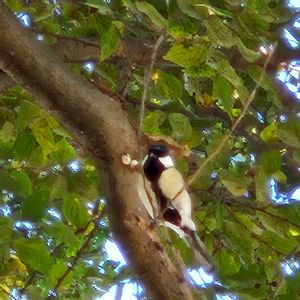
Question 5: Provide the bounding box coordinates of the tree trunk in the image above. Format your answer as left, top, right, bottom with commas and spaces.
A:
0, 4, 194, 300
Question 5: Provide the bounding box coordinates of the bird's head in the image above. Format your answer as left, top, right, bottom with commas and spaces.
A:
148, 144, 169, 157
147, 144, 173, 169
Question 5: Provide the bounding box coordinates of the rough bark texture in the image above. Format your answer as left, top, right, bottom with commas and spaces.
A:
0, 4, 194, 300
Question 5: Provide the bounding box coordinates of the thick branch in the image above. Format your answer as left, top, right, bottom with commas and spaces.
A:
0, 5, 193, 300
0, 70, 15, 92
36, 30, 167, 65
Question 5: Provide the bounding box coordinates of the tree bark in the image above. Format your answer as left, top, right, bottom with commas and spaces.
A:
0, 4, 194, 300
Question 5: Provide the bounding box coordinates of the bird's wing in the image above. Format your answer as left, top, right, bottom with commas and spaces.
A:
137, 174, 159, 219
172, 189, 196, 231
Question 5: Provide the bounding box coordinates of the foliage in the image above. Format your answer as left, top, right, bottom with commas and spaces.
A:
1, 0, 299, 299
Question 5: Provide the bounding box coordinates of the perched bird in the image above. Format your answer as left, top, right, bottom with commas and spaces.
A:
142, 144, 196, 232
141, 144, 213, 270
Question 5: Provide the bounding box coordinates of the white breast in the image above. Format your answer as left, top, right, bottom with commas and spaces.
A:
158, 167, 185, 200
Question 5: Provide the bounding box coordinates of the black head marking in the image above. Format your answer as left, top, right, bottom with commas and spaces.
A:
143, 145, 169, 182
148, 144, 169, 157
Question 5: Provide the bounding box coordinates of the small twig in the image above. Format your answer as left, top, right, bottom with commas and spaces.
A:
188, 44, 277, 186
46, 220, 100, 299
114, 282, 124, 300
138, 32, 166, 141
269, 275, 285, 299
32, 29, 99, 48
21, 200, 105, 296
46, 203, 105, 298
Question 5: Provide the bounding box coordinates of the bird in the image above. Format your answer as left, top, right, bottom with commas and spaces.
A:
142, 144, 196, 232
141, 144, 214, 271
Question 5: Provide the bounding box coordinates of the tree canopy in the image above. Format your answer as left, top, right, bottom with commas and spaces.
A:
0, 0, 300, 299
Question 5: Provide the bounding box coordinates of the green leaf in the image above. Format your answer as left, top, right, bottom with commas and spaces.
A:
28, 146, 48, 166
0, 217, 13, 245
164, 44, 207, 68
45, 222, 80, 249
247, 65, 270, 90
47, 263, 68, 288
0, 170, 31, 197
169, 232, 193, 265
260, 150, 281, 175
293, 150, 300, 164
286, 272, 300, 293
31, 118, 57, 156
260, 123, 278, 144
22, 190, 50, 221
234, 212, 264, 235
237, 10, 269, 37
215, 200, 225, 230
185, 64, 215, 78
224, 221, 253, 262
14, 130, 37, 160
0, 121, 15, 144
247, 65, 281, 108
220, 169, 250, 196
11, 170, 32, 197
0, 170, 15, 192
52, 139, 77, 165
204, 17, 236, 48
177, 0, 201, 19
215, 250, 241, 276
142, 111, 166, 134
260, 231, 297, 255
14, 238, 52, 275
195, 4, 232, 17
4, 0, 24, 11
16, 100, 41, 131
136, 2, 167, 29
208, 55, 248, 102
84, 0, 112, 14
256, 211, 288, 238
213, 77, 234, 114
50, 175, 68, 200
95, 63, 118, 92
63, 193, 90, 228
100, 23, 120, 61
206, 133, 232, 167
277, 118, 300, 148
168, 18, 197, 39
236, 39, 260, 62
189, 162, 214, 189
169, 113, 192, 140
155, 70, 183, 99
255, 167, 269, 203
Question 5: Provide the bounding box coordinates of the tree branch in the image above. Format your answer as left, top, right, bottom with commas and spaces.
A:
139, 32, 166, 139
187, 44, 277, 186
0, 4, 193, 300
46, 219, 99, 299
0, 71, 15, 92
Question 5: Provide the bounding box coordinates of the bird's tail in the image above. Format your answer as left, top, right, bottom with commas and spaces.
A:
187, 231, 215, 273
